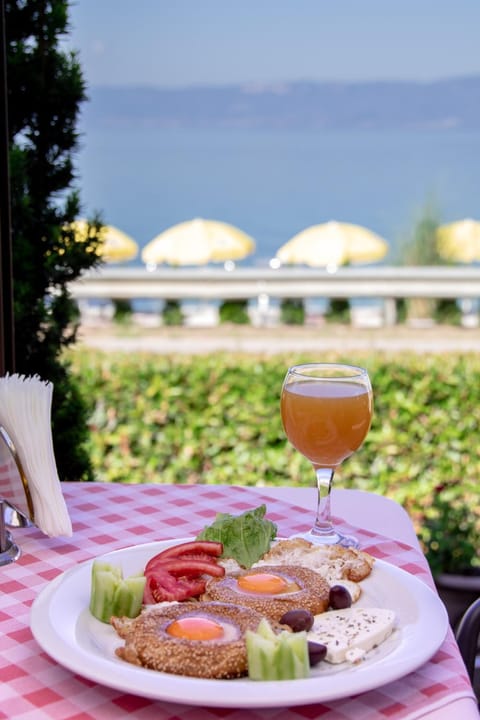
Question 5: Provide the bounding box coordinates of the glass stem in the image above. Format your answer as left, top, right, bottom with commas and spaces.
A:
311, 467, 338, 541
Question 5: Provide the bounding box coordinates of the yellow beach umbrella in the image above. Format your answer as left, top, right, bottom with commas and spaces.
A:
276, 221, 388, 269
436, 219, 480, 263
142, 218, 256, 267
69, 220, 138, 263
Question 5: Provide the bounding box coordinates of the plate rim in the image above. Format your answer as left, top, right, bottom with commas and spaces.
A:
30, 537, 449, 709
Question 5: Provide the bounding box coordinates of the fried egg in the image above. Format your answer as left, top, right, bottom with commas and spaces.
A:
111, 601, 279, 679
252, 538, 375, 602
202, 565, 330, 621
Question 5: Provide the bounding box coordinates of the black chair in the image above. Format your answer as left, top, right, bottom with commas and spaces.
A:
455, 596, 480, 701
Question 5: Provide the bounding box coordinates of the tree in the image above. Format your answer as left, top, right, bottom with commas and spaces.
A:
400, 202, 442, 266
396, 201, 440, 322
5, 0, 102, 480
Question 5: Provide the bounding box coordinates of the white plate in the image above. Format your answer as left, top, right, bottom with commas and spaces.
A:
30, 538, 448, 709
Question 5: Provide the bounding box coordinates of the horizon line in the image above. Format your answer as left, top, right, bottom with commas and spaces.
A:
87, 73, 480, 92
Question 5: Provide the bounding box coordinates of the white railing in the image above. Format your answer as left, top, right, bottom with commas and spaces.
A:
68, 266, 480, 326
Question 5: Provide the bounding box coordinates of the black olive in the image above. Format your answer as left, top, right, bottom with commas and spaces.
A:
308, 641, 327, 666
279, 608, 314, 632
329, 584, 352, 610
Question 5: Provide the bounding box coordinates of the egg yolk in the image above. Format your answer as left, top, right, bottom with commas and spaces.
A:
167, 617, 224, 641
237, 572, 298, 595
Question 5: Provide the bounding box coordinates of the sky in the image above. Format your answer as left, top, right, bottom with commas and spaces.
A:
66, 0, 480, 88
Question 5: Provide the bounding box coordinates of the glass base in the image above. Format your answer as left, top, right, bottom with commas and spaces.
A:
0, 530, 21, 566
292, 528, 359, 549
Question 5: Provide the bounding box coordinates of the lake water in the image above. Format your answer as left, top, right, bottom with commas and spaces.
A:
74, 126, 480, 267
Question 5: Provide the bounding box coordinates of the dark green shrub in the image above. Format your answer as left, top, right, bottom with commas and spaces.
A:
219, 300, 250, 324
395, 298, 407, 324
325, 298, 350, 323
435, 299, 461, 325
420, 495, 480, 575
113, 299, 133, 324
280, 298, 305, 325
162, 300, 184, 326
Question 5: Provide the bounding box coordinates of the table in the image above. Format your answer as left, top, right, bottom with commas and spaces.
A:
0, 483, 477, 720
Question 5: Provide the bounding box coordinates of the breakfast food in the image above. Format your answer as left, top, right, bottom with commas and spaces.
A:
255, 538, 375, 601
101, 506, 394, 682
90, 561, 146, 623
279, 608, 314, 632
196, 504, 277, 567
143, 540, 225, 603
112, 601, 283, 679
307, 607, 396, 664
329, 584, 353, 609
202, 564, 330, 621
246, 617, 310, 680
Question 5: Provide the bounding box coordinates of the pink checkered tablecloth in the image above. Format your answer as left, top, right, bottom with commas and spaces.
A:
0, 483, 475, 720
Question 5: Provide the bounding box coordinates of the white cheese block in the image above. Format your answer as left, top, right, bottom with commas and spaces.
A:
307, 607, 396, 664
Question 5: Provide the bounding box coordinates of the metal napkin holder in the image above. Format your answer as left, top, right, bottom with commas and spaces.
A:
0, 425, 35, 565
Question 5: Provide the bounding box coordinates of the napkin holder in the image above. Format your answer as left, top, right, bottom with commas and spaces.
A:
0, 425, 35, 565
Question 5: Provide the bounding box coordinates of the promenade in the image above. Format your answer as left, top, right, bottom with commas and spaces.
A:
70, 266, 480, 329
76, 318, 480, 355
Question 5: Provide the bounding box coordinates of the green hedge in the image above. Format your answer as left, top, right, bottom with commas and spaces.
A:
68, 349, 480, 572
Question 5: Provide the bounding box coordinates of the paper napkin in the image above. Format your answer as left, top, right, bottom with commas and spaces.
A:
0, 373, 72, 537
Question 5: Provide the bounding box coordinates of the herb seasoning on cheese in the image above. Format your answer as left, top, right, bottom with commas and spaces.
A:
307, 607, 396, 664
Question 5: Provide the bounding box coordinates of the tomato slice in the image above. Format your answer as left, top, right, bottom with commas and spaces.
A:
145, 540, 223, 575
156, 557, 225, 578
146, 552, 220, 574
142, 540, 225, 604
143, 569, 207, 603
148, 540, 223, 562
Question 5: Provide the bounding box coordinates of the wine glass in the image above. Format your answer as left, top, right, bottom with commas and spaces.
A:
281, 362, 373, 548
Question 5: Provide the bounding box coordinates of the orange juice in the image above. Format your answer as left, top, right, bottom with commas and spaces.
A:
281, 379, 372, 467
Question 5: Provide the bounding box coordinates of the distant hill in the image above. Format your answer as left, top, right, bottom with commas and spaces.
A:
81, 76, 480, 131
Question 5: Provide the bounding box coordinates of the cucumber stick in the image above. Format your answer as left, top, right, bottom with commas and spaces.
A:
89, 560, 146, 623
246, 618, 310, 681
